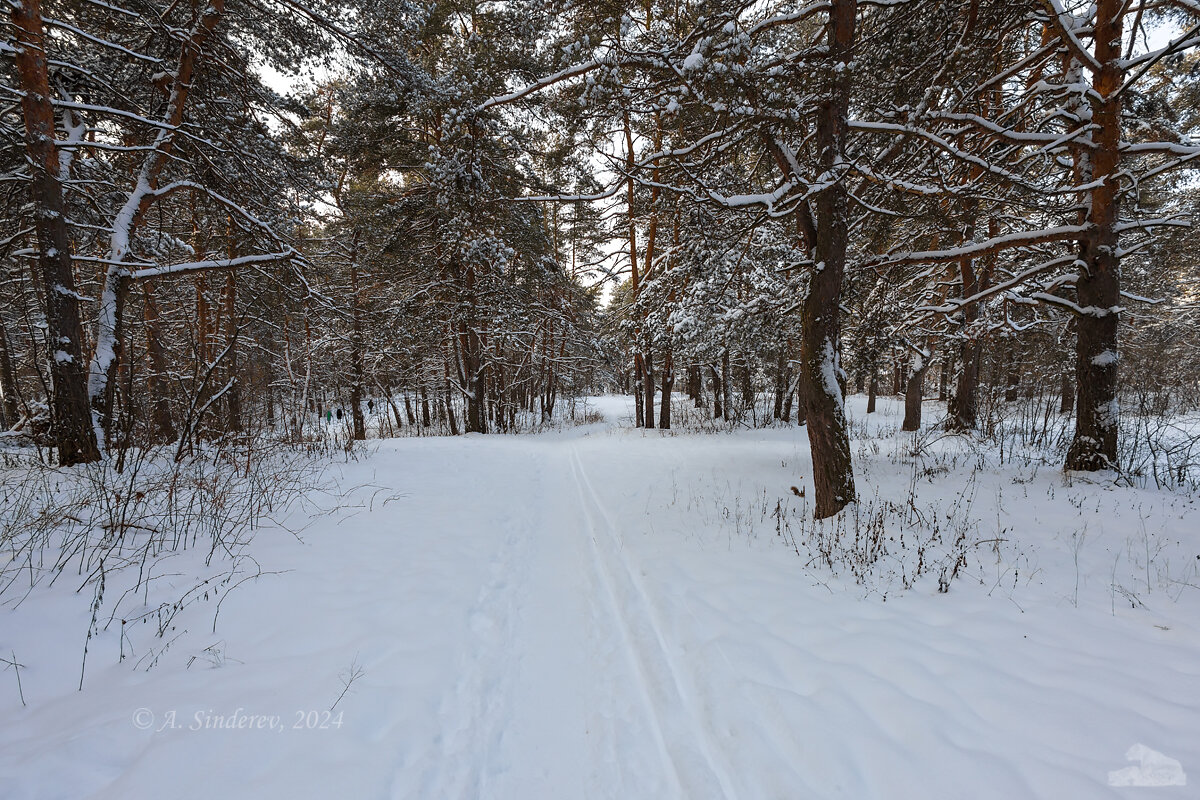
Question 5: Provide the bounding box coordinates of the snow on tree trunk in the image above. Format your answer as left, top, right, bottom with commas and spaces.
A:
799, 0, 857, 520
11, 0, 100, 465
86, 0, 226, 452
1065, 0, 1123, 472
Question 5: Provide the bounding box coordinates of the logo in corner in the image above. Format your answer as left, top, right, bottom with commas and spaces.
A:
1108, 744, 1187, 788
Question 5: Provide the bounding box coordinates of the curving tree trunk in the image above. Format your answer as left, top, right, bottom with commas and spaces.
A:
88, 0, 226, 450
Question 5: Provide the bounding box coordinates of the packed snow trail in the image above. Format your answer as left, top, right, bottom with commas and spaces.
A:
2, 396, 1199, 799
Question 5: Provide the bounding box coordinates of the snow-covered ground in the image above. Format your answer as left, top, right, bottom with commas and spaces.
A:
2, 395, 1198, 798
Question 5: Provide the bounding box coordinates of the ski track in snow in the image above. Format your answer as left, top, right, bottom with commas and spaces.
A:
569, 446, 737, 799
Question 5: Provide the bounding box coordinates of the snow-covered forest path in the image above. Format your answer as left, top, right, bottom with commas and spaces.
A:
3, 397, 1199, 799
386, 412, 747, 800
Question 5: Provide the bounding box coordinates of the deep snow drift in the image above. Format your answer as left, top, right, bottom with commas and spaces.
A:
1, 395, 1197, 798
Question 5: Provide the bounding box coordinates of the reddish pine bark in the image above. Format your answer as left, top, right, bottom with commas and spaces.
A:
1065, 0, 1123, 471
12, 0, 100, 464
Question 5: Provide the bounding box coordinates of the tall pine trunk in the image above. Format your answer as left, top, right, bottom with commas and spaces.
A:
799, 0, 857, 519
12, 0, 99, 464
1065, 1, 1123, 471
